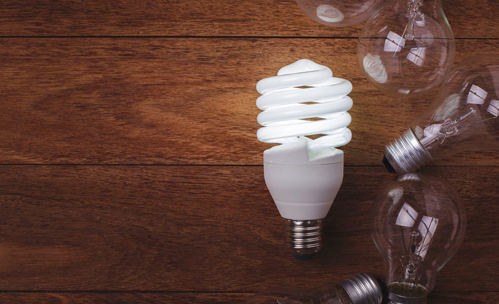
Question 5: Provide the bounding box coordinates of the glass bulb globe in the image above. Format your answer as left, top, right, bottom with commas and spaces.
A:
295, 0, 382, 27
357, 0, 455, 95
372, 173, 466, 304
384, 62, 499, 174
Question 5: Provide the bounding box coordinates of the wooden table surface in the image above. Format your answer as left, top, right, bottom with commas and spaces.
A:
0, 1, 498, 303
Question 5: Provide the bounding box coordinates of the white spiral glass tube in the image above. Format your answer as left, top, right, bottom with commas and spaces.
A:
256, 59, 353, 151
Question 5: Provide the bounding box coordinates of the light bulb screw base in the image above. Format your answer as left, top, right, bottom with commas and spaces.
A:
338, 273, 383, 304
288, 219, 322, 256
384, 129, 432, 174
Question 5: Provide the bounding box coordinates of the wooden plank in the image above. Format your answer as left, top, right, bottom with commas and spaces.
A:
0, 293, 262, 304
0, 1, 497, 38
0, 38, 497, 165
0, 165, 497, 291
0, 292, 497, 304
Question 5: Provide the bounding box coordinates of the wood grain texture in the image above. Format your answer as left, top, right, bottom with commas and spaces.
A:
0, 38, 497, 165
0, 1, 497, 302
0, 292, 497, 304
0, 293, 263, 304
0, 0, 497, 38
0, 165, 497, 292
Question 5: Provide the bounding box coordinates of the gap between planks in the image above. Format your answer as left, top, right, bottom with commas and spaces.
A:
0, 36, 497, 40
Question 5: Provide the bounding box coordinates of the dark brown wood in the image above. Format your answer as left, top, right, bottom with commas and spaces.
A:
0, 292, 497, 304
0, 38, 497, 165
0, 293, 263, 304
0, 0, 497, 38
0, 165, 497, 292
0, 1, 497, 302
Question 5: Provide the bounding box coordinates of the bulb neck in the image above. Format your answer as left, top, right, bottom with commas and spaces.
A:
388, 294, 427, 304
388, 283, 428, 304
289, 220, 322, 256
393, 0, 444, 31
394, 0, 442, 9
384, 129, 432, 174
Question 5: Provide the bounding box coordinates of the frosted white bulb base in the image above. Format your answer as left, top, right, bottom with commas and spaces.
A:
264, 144, 343, 220
264, 140, 344, 256
383, 129, 432, 174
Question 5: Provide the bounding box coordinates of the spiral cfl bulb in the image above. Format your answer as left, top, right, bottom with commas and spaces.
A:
256, 59, 353, 257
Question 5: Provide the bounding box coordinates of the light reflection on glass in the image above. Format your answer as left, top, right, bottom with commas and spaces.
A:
316, 4, 344, 22
384, 31, 405, 53
396, 203, 418, 228
416, 216, 439, 259
363, 53, 388, 83
467, 84, 488, 105
487, 99, 499, 117
407, 47, 426, 67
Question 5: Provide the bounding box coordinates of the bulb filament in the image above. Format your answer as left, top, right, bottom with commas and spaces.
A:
405, 0, 424, 40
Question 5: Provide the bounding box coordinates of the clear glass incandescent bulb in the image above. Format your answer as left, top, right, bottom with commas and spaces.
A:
383, 62, 499, 174
372, 173, 466, 304
295, 0, 382, 27
277, 273, 383, 304
357, 0, 455, 95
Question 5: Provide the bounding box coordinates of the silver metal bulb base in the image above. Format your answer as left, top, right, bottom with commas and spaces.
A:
338, 273, 383, 304
384, 129, 432, 174
288, 220, 322, 255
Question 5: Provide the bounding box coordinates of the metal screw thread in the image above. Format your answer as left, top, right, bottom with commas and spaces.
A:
288, 220, 322, 255
384, 129, 432, 174
339, 273, 383, 304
